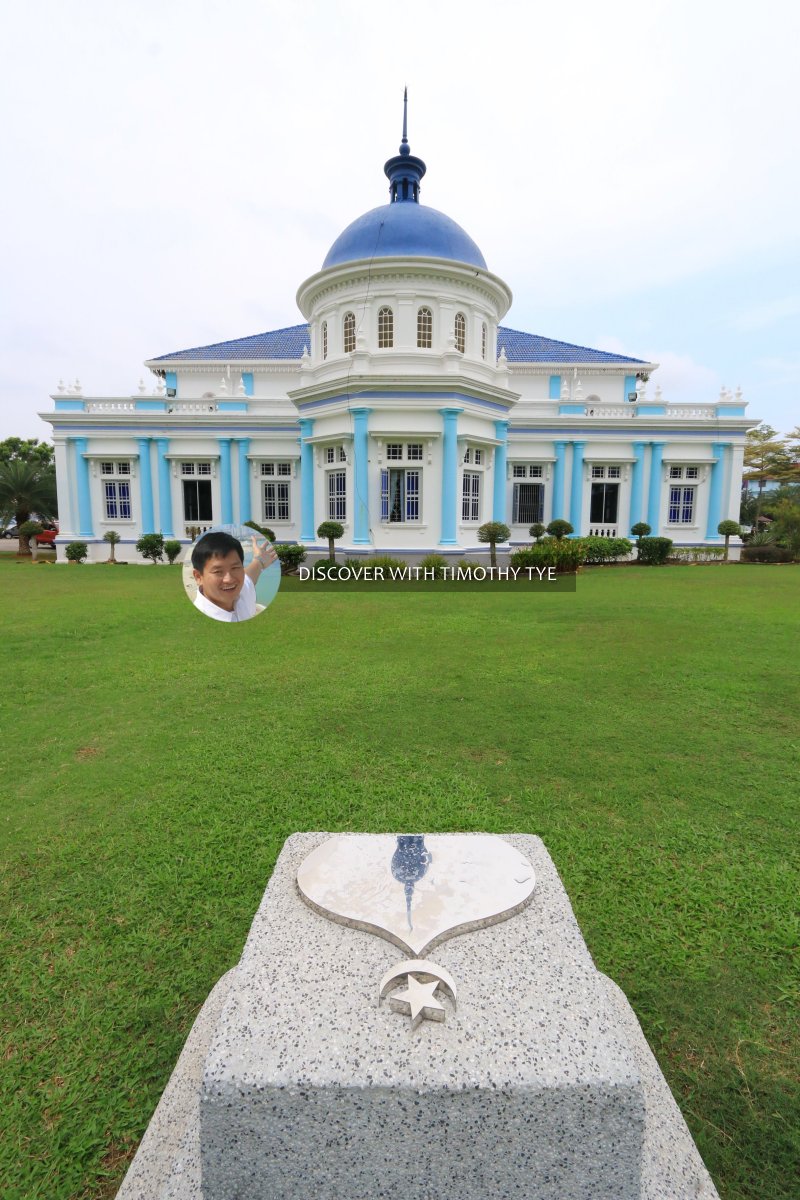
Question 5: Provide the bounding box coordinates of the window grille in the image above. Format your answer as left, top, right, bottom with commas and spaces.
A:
326, 447, 335, 464
462, 471, 480, 522
474, 449, 482, 466
343, 312, 356, 353
417, 307, 432, 348
381, 469, 421, 522
277, 462, 292, 476
181, 462, 195, 475
513, 464, 526, 478
464, 449, 472, 464
386, 443, 403, 460
378, 307, 394, 348
264, 481, 290, 522
669, 466, 682, 479
607, 466, 621, 479
668, 485, 695, 524
454, 312, 466, 353
197, 463, 211, 476
261, 462, 275, 476
321, 321, 328, 360
407, 443, 423, 461
591, 466, 605, 479
512, 482, 544, 525
103, 480, 131, 520
481, 322, 487, 360
529, 465, 543, 478
685, 466, 699, 479
328, 470, 346, 520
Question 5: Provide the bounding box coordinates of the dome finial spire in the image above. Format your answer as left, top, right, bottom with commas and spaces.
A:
385, 87, 426, 202
400, 85, 409, 155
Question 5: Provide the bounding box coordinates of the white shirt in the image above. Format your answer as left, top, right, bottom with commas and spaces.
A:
193, 574, 258, 622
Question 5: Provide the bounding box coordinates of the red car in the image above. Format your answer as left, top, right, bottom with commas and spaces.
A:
34, 524, 59, 547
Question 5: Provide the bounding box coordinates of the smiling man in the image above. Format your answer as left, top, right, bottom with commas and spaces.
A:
191, 530, 276, 623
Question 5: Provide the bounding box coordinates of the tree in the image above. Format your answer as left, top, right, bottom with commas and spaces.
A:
717, 519, 741, 561
770, 500, 800, 558
136, 533, 165, 564
164, 539, 182, 565
630, 522, 651, 561
317, 520, 345, 562
477, 521, 510, 568
0, 438, 55, 468
103, 530, 121, 563
17, 520, 43, 558
743, 425, 792, 528
0, 460, 58, 552
529, 523, 546, 542
546, 519, 573, 541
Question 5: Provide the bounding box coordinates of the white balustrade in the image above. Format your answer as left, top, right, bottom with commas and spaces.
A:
587, 524, 619, 538
85, 401, 136, 413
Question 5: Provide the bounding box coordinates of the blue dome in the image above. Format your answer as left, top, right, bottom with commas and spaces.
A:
323, 202, 487, 270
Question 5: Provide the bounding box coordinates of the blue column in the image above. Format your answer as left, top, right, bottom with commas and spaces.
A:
647, 442, 665, 532
137, 438, 155, 533
237, 438, 251, 524
351, 407, 371, 544
218, 439, 233, 526
440, 407, 463, 545
155, 438, 173, 536
549, 375, 561, 400
493, 420, 509, 523
552, 441, 567, 520
569, 441, 585, 533
298, 418, 315, 541
629, 441, 645, 531
73, 438, 93, 537
624, 374, 637, 403
706, 442, 727, 539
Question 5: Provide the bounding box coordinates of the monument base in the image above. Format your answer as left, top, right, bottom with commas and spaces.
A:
116, 834, 719, 1199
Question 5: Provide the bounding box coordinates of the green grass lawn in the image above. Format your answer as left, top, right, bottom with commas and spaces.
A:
1, 560, 797, 1199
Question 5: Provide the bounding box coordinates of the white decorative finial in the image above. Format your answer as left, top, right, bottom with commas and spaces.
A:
654, 384, 662, 401
735, 385, 743, 402
497, 346, 507, 364
636, 377, 646, 401
719, 385, 726, 401
237, 374, 246, 395
74, 378, 82, 395
574, 378, 583, 402
138, 378, 147, 394
561, 377, 569, 400
156, 376, 166, 395
57, 378, 65, 394
219, 376, 228, 394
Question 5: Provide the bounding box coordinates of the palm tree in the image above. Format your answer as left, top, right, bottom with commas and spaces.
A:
0, 460, 57, 555
103, 530, 121, 563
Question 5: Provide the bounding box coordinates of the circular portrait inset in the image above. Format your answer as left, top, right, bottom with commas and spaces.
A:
182, 524, 281, 622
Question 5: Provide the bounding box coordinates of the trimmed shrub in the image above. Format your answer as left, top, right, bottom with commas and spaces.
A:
510, 540, 587, 574
529, 523, 547, 542
244, 520, 276, 542
631, 522, 652, 561
65, 541, 88, 563
741, 545, 794, 564
718, 518, 742, 560
275, 543, 307, 573
136, 533, 164, 564
637, 536, 673, 565
578, 536, 633, 564
418, 554, 448, 579
546, 519, 574, 541
317, 520, 345, 562
477, 522, 510, 568
669, 546, 726, 562
164, 539, 182, 565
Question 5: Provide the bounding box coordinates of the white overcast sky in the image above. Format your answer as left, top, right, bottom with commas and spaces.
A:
1, 0, 798, 441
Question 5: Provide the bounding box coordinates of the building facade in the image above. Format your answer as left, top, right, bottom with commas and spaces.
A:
42, 119, 752, 562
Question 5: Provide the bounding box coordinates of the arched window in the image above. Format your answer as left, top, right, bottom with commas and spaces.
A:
417, 306, 432, 348
321, 321, 328, 360
481, 322, 487, 360
378, 306, 393, 348
454, 312, 466, 354
343, 312, 356, 354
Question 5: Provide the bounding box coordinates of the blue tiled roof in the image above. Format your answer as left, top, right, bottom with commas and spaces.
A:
150, 323, 646, 366
149, 325, 311, 362
496, 327, 647, 365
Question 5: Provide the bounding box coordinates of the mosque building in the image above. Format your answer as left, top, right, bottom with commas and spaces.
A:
42, 100, 751, 562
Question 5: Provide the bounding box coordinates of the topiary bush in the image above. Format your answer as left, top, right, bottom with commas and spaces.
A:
637, 536, 673, 565
477, 521, 510, 567
630, 522, 652, 561
529, 523, 547, 542
65, 541, 88, 563
717, 519, 742, 560
244, 520, 276, 542
164, 539, 182, 565
317, 520, 345, 562
510, 540, 587, 574
275, 543, 307, 573
546, 519, 574, 541
577, 536, 633, 564
418, 554, 448, 579
136, 533, 165, 564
